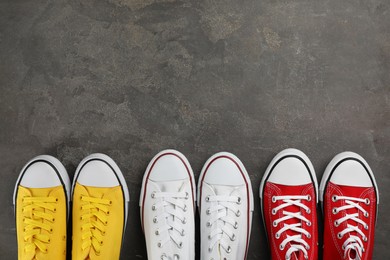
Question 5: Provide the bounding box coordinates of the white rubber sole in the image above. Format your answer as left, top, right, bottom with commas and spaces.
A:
197, 151, 254, 259
13, 155, 71, 218
139, 149, 196, 228
71, 153, 130, 227
319, 151, 379, 210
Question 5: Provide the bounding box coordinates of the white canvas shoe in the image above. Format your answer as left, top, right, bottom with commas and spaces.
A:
140, 149, 196, 260
198, 152, 254, 260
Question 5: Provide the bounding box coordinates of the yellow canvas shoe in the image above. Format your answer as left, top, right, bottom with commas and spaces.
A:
71, 153, 129, 260
13, 155, 70, 260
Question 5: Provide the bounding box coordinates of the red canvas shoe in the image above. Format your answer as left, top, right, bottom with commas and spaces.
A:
260, 149, 319, 260
320, 152, 379, 260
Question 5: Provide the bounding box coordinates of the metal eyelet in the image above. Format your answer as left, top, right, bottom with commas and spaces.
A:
152, 205, 156, 211
151, 192, 156, 199
334, 220, 339, 227
279, 244, 284, 250
306, 221, 312, 227
206, 222, 211, 227
153, 217, 158, 223
181, 229, 185, 236
155, 230, 159, 235
185, 192, 189, 199
363, 236, 368, 242
182, 218, 186, 224
307, 233, 311, 239
183, 205, 187, 212
273, 221, 277, 227
272, 196, 277, 203
272, 209, 277, 215
307, 195, 311, 201
205, 196, 210, 202
234, 222, 238, 229
226, 246, 231, 253
365, 198, 370, 205
157, 242, 162, 248
178, 241, 183, 248
337, 233, 342, 239
364, 212, 369, 217
332, 195, 337, 202
230, 234, 236, 241
306, 209, 311, 214
237, 197, 241, 204
206, 209, 211, 215
275, 233, 280, 239
364, 224, 369, 230
332, 208, 338, 214
236, 210, 241, 217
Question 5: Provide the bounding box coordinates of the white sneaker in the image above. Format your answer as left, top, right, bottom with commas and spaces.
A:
140, 149, 196, 260
198, 152, 254, 260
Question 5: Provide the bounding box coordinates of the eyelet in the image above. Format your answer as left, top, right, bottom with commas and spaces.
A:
364, 212, 369, 217
185, 192, 189, 199
226, 246, 231, 253
206, 222, 211, 227
182, 218, 186, 224
155, 230, 159, 235
233, 222, 238, 229
332, 208, 338, 214
206, 209, 211, 215
363, 236, 368, 242
306, 209, 311, 214
230, 234, 236, 241
332, 195, 337, 202
275, 233, 280, 239
157, 242, 162, 248
181, 229, 185, 236
153, 217, 158, 223
237, 197, 241, 204
178, 241, 183, 248
205, 196, 210, 202
337, 233, 342, 239
183, 205, 187, 212
279, 244, 284, 250
307, 233, 311, 239
272, 196, 277, 203
307, 195, 311, 201
273, 221, 277, 227
151, 192, 156, 199
306, 221, 311, 226
365, 198, 370, 205
272, 209, 277, 215
364, 224, 369, 230
334, 220, 339, 227
236, 210, 241, 217
152, 205, 156, 211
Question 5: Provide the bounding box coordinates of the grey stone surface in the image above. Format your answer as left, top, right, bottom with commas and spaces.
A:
0, 0, 389, 259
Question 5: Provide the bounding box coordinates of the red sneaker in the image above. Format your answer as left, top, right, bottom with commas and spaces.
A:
260, 149, 319, 260
320, 152, 379, 260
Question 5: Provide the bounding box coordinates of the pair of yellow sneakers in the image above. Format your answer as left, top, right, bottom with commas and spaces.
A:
13, 153, 129, 260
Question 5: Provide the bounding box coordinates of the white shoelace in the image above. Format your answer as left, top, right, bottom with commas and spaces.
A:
205, 194, 240, 255
272, 195, 312, 260
332, 195, 370, 260
161, 253, 180, 260
152, 191, 188, 259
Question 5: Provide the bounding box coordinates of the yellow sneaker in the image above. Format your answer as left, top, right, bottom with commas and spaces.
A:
13, 155, 70, 260
71, 153, 129, 260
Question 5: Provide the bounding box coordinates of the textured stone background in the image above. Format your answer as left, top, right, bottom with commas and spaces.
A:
1, 0, 389, 259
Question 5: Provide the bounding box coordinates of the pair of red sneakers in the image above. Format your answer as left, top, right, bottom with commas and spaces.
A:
260, 149, 379, 260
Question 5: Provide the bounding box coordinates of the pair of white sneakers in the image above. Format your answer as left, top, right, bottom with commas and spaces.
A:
140, 150, 254, 260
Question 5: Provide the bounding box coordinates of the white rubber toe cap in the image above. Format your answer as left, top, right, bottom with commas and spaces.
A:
149, 153, 189, 182
268, 157, 312, 186
203, 156, 245, 186
20, 161, 62, 188
330, 159, 373, 187
77, 160, 119, 187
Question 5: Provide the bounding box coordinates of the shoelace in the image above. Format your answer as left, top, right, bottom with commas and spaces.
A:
332, 195, 370, 260
22, 196, 57, 256
80, 195, 112, 256
272, 195, 312, 260
151, 191, 189, 256
160, 253, 180, 260
205, 194, 241, 255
